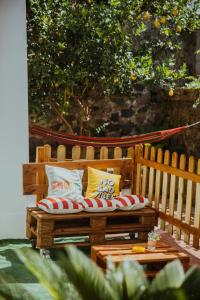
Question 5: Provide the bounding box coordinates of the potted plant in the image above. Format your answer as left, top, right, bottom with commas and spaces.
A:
147, 230, 161, 251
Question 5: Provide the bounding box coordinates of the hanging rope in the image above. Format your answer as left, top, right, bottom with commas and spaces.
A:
29, 121, 200, 147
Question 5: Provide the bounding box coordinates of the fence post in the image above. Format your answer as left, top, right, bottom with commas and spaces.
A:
35, 146, 46, 202
134, 144, 143, 195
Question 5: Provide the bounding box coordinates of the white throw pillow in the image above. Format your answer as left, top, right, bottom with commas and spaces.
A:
45, 165, 84, 202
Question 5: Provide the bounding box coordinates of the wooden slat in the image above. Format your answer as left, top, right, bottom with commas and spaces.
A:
141, 145, 150, 197
86, 146, 95, 160
113, 147, 122, 174
127, 147, 134, 159
184, 156, 195, 244
100, 147, 108, 159
154, 148, 163, 209
176, 154, 186, 240
114, 147, 122, 159
136, 157, 200, 183
157, 210, 200, 237
160, 150, 170, 230
148, 147, 156, 205
23, 158, 133, 195
72, 145, 81, 160
44, 144, 52, 161
35, 146, 46, 202
30, 207, 155, 220
57, 145, 66, 161
193, 159, 200, 248
168, 152, 178, 235
100, 251, 189, 264
135, 145, 143, 194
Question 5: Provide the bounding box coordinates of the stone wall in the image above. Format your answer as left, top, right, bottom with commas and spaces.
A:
30, 87, 200, 160
88, 87, 200, 158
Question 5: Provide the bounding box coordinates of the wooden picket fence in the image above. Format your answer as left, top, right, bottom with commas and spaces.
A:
35, 143, 200, 249
135, 145, 200, 249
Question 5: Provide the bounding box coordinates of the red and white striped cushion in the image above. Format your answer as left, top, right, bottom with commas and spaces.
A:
37, 197, 84, 214
80, 197, 116, 212
114, 195, 149, 211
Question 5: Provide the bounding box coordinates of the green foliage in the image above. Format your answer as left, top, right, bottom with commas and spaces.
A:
27, 0, 200, 132
0, 246, 200, 300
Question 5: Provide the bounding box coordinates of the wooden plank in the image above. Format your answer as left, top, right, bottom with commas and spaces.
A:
176, 154, 186, 240
100, 251, 189, 264
86, 146, 95, 160
154, 148, 163, 209
157, 210, 200, 237
23, 158, 133, 194
24, 158, 133, 172
148, 147, 156, 205
96, 247, 178, 257
135, 145, 143, 194
29, 207, 156, 221
160, 150, 170, 230
114, 147, 122, 159
136, 157, 200, 184
168, 152, 178, 235
100, 147, 108, 159
35, 146, 46, 202
57, 145, 66, 161
44, 144, 52, 161
113, 147, 122, 174
141, 145, 150, 197
193, 159, 200, 248
184, 156, 195, 244
127, 147, 134, 159
136, 163, 141, 195
72, 145, 81, 160
127, 147, 135, 191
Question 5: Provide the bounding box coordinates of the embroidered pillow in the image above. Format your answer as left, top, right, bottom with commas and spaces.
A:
45, 165, 84, 202
80, 197, 116, 212
86, 167, 121, 200
114, 195, 149, 211
37, 197, 84, 214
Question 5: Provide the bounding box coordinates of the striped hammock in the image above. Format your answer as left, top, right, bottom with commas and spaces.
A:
29, 122, 199, 148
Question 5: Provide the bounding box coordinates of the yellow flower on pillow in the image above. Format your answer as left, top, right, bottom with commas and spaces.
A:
86, 167, 121, 199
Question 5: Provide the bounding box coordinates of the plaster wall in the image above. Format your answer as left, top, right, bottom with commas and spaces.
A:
0, 0, 29, 238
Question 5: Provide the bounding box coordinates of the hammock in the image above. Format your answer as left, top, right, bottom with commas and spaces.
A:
29, 121, 200, 148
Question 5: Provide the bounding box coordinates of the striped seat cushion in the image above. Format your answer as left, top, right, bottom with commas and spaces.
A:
80, 197, 116, 212
114, 195, 149, 211
37, 197, 84, 214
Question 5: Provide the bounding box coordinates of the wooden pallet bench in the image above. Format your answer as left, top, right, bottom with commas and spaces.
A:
23, 158, 157, 249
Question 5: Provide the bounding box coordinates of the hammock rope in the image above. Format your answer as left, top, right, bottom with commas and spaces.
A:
29, 121, 200, 148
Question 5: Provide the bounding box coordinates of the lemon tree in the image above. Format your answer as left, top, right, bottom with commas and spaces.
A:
27, 0, 200, 133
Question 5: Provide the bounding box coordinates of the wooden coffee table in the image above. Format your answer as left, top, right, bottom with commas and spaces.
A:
91, 241, 190, 278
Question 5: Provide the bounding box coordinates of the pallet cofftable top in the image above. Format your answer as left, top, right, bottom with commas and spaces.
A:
91, 241, 190, 267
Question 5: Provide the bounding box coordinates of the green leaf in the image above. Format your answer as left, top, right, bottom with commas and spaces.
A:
0, 275, 36, 300
181, 266, 200, 300
61, 246, 119, 300
16, 248, 77, 300
149, 260, 185, 293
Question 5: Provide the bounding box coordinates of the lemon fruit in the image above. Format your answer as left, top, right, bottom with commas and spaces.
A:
132, 246, 146, 253
168, 88, 174, 97
131, 73, 137, 81
176, 25, 182, 33
143, 11, 151, 21
154, 18, 160, 29
160, 16, 167, 24
173, 6, 179, 17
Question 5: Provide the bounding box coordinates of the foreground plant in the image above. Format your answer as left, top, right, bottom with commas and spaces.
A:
0, 246, 200, 300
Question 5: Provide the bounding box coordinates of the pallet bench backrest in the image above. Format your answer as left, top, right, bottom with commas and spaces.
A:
23, 158, 133, 200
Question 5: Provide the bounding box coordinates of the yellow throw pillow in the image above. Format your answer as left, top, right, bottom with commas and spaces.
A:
86, 167, 121, 199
